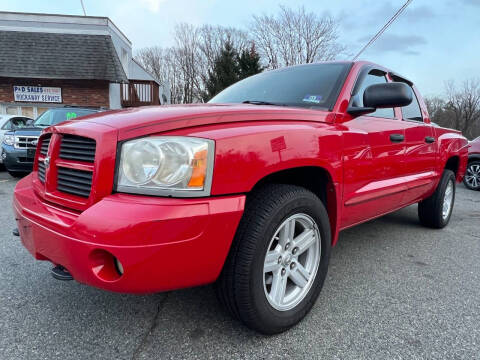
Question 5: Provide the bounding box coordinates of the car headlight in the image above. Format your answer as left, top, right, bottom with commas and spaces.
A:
3, 134, 14, 146
116, 136, 215, 197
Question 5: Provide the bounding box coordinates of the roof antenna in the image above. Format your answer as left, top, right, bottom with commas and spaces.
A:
352, 0, 413, 60
80, 0, 87, 16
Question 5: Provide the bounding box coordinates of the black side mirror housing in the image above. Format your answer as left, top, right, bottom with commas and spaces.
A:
347, 82, 413, 117
363, 82, 412, 108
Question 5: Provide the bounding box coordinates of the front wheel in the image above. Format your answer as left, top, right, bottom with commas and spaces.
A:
216, 184, 331, 334
463, 161, 480, 190
418, 170, 456, 228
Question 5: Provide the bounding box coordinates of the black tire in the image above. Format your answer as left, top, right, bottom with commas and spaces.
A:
463, 161, 480, 191
216, 184, 331, 334
418, 170, 456, 228
7, 171, 28, 178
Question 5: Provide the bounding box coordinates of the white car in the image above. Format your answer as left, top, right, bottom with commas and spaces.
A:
0, 115, 33, 164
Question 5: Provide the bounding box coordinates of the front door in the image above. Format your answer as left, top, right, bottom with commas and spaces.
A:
341, 71, 407, 228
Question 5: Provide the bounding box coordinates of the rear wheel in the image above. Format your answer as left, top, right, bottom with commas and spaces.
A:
216, 184, 331, 334
418, 170, 456, 228
463, 161, 480, 190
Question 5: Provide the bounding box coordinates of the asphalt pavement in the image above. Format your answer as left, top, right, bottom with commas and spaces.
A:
1, 170, 479, 359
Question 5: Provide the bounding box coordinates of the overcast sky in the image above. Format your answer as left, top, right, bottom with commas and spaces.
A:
1, 0, 479, 96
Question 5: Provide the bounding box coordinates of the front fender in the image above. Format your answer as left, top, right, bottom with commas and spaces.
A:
207, 122, 343, 195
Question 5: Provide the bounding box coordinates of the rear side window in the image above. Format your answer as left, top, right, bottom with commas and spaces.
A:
355, 73, 395, 119
401, 85, 423, 121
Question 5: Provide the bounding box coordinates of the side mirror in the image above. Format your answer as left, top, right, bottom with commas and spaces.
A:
364, 82, 412, 108
347, 82, 413, 116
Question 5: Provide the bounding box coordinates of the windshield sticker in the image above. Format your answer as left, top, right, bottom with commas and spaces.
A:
302, 95, 323, 104
66, 112, 77, 120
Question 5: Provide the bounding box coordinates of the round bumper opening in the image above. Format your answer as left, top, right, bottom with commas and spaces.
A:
89, 249, 123, 282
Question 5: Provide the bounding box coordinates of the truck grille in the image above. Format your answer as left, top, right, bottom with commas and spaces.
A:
59, 135, 96, 162
40, 135, 51, 156
38, 161, 46, 183
57, 167, 93, 198
15, 135, 39, 149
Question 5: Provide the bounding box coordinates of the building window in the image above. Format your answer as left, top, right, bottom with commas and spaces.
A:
6, 106, 19, 115
37, 107, 49, 117
21, 106, 34, 118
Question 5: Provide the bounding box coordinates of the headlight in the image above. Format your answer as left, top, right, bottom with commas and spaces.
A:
3, 134, 14, 146
116, 136, 214, 197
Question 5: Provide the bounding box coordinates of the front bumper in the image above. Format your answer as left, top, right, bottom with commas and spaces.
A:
14, 175, 245, 294
2, 144, 34, 172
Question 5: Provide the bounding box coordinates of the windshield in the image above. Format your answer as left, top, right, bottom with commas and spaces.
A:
1, 117, 30, 130
209, 63, 351, 110
34, 108, 97, 127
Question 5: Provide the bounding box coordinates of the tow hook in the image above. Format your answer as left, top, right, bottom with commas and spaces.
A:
51, 265, 73, 281
12, 228, 19, 236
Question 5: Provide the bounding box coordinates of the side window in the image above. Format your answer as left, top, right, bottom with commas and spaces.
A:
2, 120, 12, 130
356, 73, 395, 119
401, 85, 423, 121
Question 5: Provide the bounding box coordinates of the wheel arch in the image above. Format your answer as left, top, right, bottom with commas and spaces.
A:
468, 154, 480, 163
444, 155, 460, 176
248, 166, 340, 245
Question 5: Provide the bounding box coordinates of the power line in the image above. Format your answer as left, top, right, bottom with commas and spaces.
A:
352, 0, 413, 60
80, 0, 87, 16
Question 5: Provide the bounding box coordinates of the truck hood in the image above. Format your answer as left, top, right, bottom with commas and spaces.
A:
9, 127, 43, 136
55, 104, 334, 141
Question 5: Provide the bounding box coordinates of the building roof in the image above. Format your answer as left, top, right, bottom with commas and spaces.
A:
0, 11, 131, 46
0, 30, 128, 82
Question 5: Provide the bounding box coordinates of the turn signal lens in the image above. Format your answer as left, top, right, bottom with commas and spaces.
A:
188, 149, 208, 187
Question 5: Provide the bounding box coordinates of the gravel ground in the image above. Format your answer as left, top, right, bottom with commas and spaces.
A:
1, 170, 479, 360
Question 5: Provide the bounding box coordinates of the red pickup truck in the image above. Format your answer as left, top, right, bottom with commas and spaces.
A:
13, 61, 468, 334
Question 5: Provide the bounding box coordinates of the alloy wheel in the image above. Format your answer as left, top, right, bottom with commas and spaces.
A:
442, 179, 454, 220
263, 213, 321, 311
464, 163, 480, 189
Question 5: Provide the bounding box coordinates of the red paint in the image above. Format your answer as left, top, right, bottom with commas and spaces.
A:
13, 61, 469, 294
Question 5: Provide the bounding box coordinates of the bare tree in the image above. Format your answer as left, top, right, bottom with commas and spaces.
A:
136, 6, 347, 104
445, 79, 480, 139
251, 5, 344, 69
198, 25, 250, 69
135, 46, 163, 81
172, 23, 202, 103
196, 25, 251, 97
425, 96, 450, 126
136, 46, 184, 104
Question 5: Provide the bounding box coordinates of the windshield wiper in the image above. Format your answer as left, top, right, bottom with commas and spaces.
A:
242, 100, 285, 106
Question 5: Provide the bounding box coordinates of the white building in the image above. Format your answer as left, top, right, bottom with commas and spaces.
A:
0, 11, 169, 118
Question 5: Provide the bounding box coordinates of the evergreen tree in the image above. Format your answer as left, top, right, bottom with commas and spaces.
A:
204, 41, 240, 100
238, 43, 263, 80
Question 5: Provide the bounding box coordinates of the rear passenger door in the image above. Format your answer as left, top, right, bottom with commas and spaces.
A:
397, 83, 437, 204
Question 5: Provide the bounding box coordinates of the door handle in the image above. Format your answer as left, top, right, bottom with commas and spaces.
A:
425, 136, 435, 143
389, 134, 404, 142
